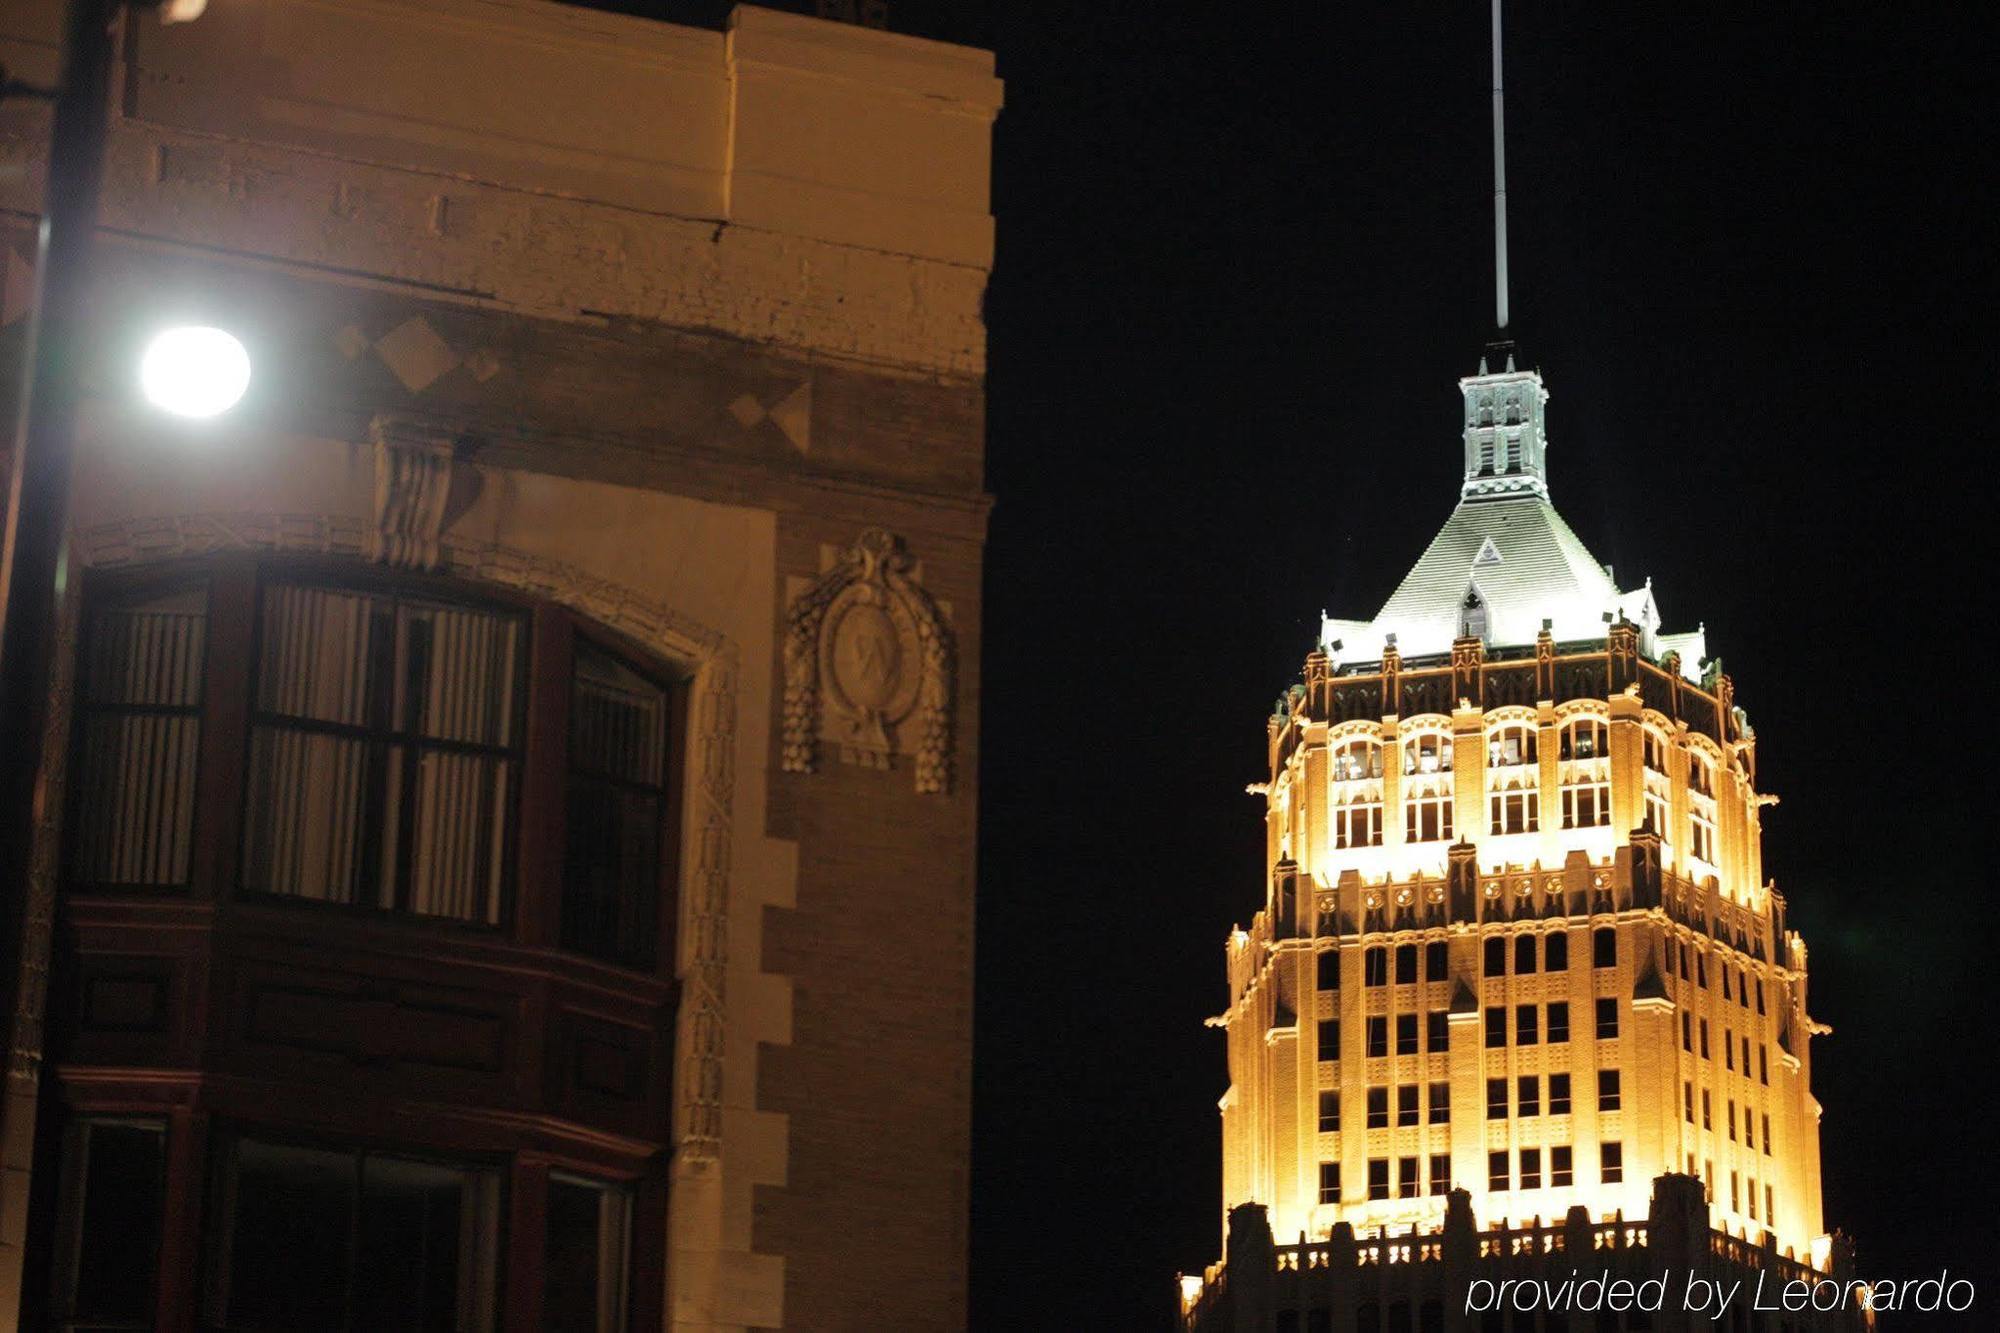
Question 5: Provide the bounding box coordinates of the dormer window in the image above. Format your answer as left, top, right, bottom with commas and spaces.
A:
1460, 588, 1488, 641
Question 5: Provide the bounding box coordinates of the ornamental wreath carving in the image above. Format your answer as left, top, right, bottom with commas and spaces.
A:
781, 529, 953, 794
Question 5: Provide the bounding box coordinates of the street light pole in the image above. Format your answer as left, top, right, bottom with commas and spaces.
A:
0, 0, 119, 1283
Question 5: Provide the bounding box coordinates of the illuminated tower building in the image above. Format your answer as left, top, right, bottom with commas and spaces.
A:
1215, 344, 1828, 1252
1178, 10, 1857, 1328
1177, 347, 1862, 1331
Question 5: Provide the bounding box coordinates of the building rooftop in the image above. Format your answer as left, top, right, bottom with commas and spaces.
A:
1320, 356, 1705, 679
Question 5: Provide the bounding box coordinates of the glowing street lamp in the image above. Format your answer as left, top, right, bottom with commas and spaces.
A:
139, 325, 251, 418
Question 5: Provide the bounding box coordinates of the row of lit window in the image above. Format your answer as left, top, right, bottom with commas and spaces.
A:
1315, 1143, 1623, 1205
1488, 1143, 1615, 1193
1483, 998, 1620, 1048
1319, 928, 1618, 993
1316, 1012, 1449, 1060
1681, 1014, 1772, 1084
1687, 1155, 1775, 1226
1685, 1083, 1775, 1155
1485, 1071, 1618, 1118
1330, 787, 1619, 847
1320, 1156, 1451, 1204
1339, 1085, 1450, 1130
1481, 928, 1618, 976
1331, 720, 1710, 780
1678, 941, 1768, 1014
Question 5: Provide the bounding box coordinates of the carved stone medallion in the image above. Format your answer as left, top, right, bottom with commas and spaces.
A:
782, 529, 953, 793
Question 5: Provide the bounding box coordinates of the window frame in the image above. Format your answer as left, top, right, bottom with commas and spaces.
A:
66, 557, 688, 978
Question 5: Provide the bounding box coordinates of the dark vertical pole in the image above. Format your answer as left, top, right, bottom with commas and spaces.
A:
0, 0, 120, 1302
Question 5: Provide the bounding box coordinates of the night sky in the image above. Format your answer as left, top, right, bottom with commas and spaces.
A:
603, 2, 1991, 1325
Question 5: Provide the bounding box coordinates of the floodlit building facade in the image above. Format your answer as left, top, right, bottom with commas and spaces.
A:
1184, 346, 1854, 1331
0, 2, 997, 1329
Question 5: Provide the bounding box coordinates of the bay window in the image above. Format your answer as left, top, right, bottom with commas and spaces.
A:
69, 561, 682, 972
208, 1137, 501, 1331
68, 581, 209, 888
242, 581, 525, 923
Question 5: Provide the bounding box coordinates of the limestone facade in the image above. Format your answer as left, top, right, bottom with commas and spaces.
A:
0, 3, 998, 1329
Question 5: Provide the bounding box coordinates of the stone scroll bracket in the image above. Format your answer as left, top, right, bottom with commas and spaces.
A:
781, 528, 955, 795
369, 412, 480, 572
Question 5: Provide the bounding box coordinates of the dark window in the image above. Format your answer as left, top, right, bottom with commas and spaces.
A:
1318, 949, 1341, 991
1514, 935, 1537, 975
1486, 1078, 1507, 1119
564, 639, 673, 967
1547, 1002, 1569, 1044
545, 1174, 632, 1333
1548, 1073, 1571, 1115
1367, 1087, 1389, 1128
51, 1118, 166, 1328
1366, 1017, 1388, 1058
1595, 997, 1620, 1040
1368, 1159, 1389, 1201
1700, 1020, 1710, 1060
1397, 1085, 1419, 1127
1428, 1154, 1450, 1196
1397, 1156, 1419, 1199
1318, 1019, 1340, 1061
1425, 941, 1449, 981
1517, 1075, 1539, 1117
1599, 1070, 1622, 1112
1601, 1141, 1623, 1185
1365, 947, 1388, 986
1483, 937, 1506, 977
1320, 1162, 1342, 1204
209, 1137, 500, 1331
1427, 1010, 1449, 1052
1484, 1007, 1505, 1048
1515, 1004, 1538, 1045
69, 582, 209, 888
1427, 1081, 1449, 1124
1396, 1013, 1418, 1055
1681, 1011, 1692, 1051
1487, 1150, 1508, 1192
242, 582, 526, 924
1593, 927, 1617, 968
1519, 1147, 1542, 1190
1551, 1145, 1573, 1187
1395, 944, 1418, 985
1545, 931, 1568, 971
1318, 1091, 1340, 1133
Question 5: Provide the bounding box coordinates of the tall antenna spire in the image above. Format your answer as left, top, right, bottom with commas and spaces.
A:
1490, 0, 1510, 331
